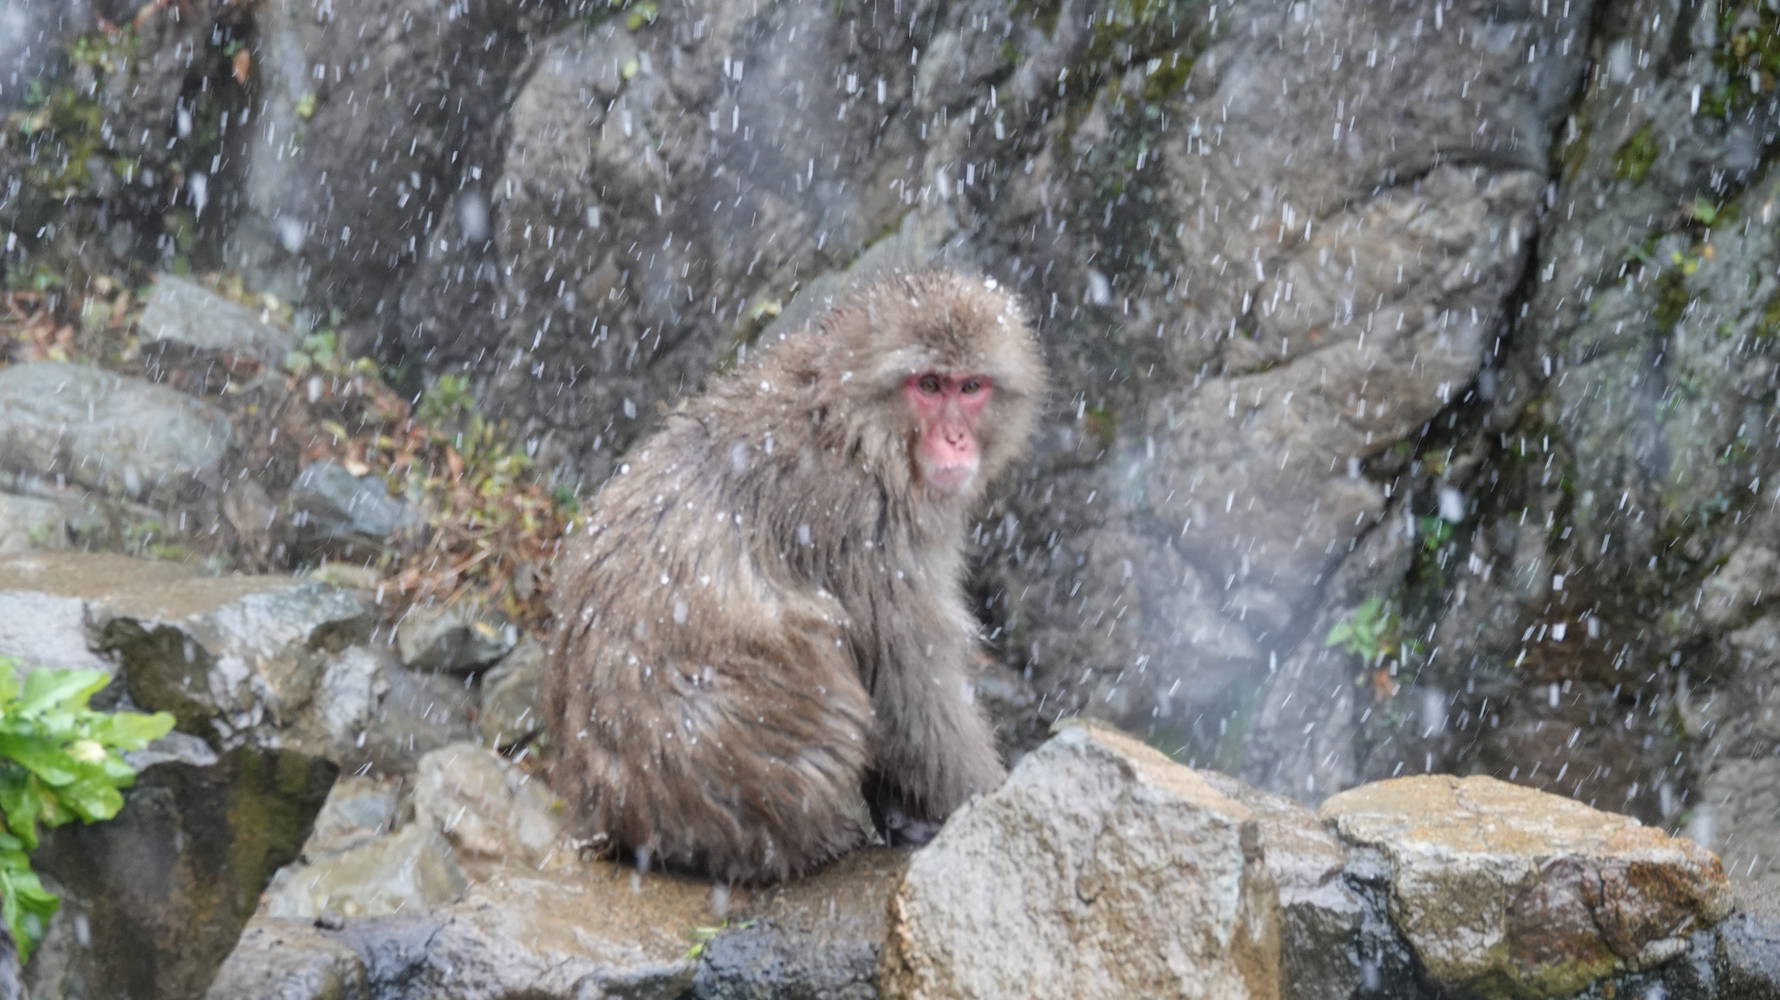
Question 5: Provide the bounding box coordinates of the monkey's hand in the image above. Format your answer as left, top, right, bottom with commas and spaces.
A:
880, 806, 944, 847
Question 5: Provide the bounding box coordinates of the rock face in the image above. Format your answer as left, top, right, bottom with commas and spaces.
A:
1200, 771, 1368, 1000
0, 551, 477, 767
2, 538, 1758, 999
0, 553, 499, 996
395, 604, 518, 676
412, 743, 560, 868
987, 0, 1578, 750
1322, 774, 1734, 999
2, 550, 368, 740
0, 922, 21, 1000
882, 723, 1282, 1000
28, 746, 337, 1000
190, 728, 1778, 1000
200, 919, 371, 1000
692, 850, 907, 1000
139, 274, 296, 366
0, 359, 278, 566
281, 460, 421, 563
222, 0, 558, 310
0, 556, 120, 675
260, 815, 468, 921
208, 743, 714, 1000
0, 362, 232, 508
477, 637, 545, 749
878, 724, 1754, 1000
0, 495, 65, 555
8, 0, 1780, 909
10, 0, 1780, 991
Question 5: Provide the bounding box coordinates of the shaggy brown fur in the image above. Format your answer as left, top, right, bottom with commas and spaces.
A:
543, 271, 1045, 883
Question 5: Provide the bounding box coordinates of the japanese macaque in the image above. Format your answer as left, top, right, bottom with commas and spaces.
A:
543, 270, 1045, 884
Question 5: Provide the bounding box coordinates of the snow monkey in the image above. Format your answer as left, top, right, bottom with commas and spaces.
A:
543, 270, 1046, 883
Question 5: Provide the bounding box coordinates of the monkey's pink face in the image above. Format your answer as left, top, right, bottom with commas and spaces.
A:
905, 372, 992, 494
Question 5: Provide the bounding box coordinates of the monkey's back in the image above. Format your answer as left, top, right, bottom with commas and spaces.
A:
543, 396, 877, 884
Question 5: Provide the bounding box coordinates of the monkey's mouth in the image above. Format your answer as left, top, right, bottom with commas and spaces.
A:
923, 465, 976, 493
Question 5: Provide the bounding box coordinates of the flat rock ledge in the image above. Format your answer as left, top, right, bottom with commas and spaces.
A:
195, 725, 1761, 1000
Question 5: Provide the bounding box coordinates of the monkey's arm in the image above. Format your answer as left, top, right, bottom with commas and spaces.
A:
863, 600, 1006, 822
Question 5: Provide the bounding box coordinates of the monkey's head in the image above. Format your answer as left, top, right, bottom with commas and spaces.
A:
817, 271, 1045, 503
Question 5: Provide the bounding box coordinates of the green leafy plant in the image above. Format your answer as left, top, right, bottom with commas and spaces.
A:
684, 919, 755, 960
282, 318, 377, 379
121, 517, 192, 562
415, 372, 475, 426
1325, 596, 1397, 664
283, 329, 339, 374
1416, 515, 1454, 556
625, 1, 660, 30
0, 661, 174, 962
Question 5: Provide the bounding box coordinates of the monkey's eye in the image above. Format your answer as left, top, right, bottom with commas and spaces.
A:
960, 378, 983, 394
917, 374, 942, 394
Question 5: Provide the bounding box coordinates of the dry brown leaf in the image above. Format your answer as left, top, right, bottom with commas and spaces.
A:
1369, 667, 1400, 701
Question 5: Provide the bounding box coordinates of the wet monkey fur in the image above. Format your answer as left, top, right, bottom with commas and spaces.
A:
544, 271, 1045, 883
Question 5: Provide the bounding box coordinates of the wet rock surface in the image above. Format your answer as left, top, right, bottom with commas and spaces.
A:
412, 742, 560, 868
408, 867, 704, 1000
282, 460, 422, 564
394, 604, 517, 676
476, 636, 545, 749
0, 494, 66, 555
881, 723, 1282, 999
209, 746, 715, 1000
692, 849, 908, 1000
201, 919, 370, 1000
138, 274, 296, 367
0, 618, 1762, 1000
0, 362, 233, 508
261, 818, 467, 921
26, 746, 337, 1000
0, 535, 1767, 1000
1323, 774, 1734, 999
0, 558, 119, 677
0, 551, 478, 769
1, 550, 370, 742
1202, 771, 1366, 1000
